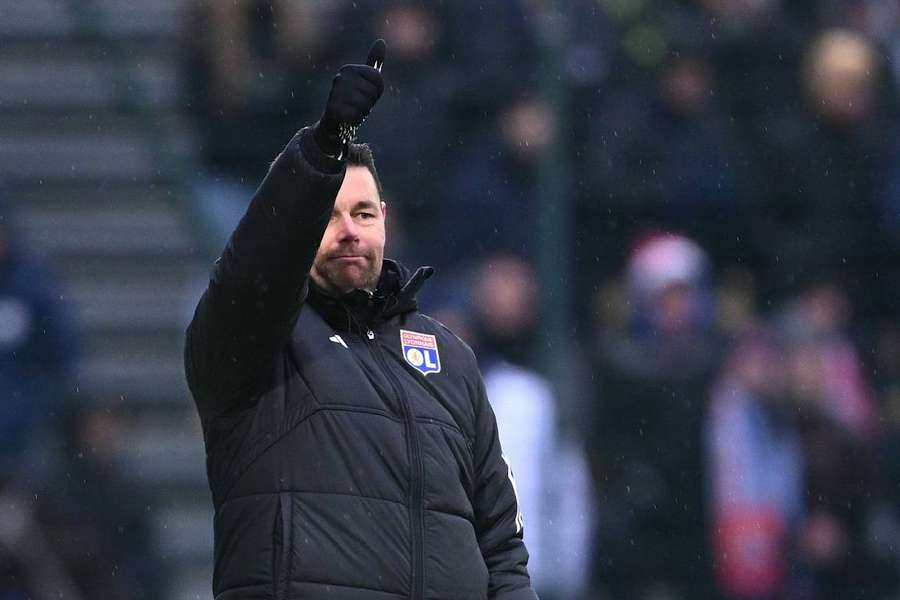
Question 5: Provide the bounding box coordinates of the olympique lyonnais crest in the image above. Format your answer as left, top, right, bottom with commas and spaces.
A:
400, 329, 441, 376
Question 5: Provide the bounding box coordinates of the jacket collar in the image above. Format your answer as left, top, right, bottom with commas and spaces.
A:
307, 259, 434, 334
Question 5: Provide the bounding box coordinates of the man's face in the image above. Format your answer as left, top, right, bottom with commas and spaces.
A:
310, 166, 386, 296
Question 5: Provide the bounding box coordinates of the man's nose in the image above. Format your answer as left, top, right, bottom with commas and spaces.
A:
335, 213, 359, 241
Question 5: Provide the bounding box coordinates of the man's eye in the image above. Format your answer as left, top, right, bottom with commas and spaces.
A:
357, 212, 375, 220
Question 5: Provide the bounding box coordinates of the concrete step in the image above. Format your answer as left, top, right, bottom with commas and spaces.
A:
83, 327, 185, 359
0, 56, 181, 111
0, 36, 181, 64
0, 132, 154, 181
70, 279, 192, 332
0, 111, 197, 183
117, 412, 212, 576
9, 180, 198, 220
8, 184, 210, 292
153, 503, 214, 562
0, 0, 191, 41
79, 331, 189, 406
55, 256, 201, 287
16, 202, 195, 256
52, 255, 208, 286
0, 110, 194, 140
121, 413, 207, 489
166, 564, 213, 600
78, 359, 189, 406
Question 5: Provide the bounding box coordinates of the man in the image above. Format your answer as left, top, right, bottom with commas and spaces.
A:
184, 40, 538, 600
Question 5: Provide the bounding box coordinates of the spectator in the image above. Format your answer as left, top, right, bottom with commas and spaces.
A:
0, 482, 82, 600
470, 254, 541, 369
0, 191, 79, 599
34, 407, 165, 600
183, 0, 335, 244
442, 2, 538, 133
776, 282, 877, 439
745, 28, 894, 317
707, 276, 896, 599
699, 0, 808, 121
0, 196, 77, 485
876, 384, 900, 595
588, 233, 727, 599
579, 38, 745, 288
470, 254, 594, 600
706, 327, 805, 599
777, 283, 880, 597
709, 282, 884, 599
349, 1, 457, 226
432, 93, 553, 271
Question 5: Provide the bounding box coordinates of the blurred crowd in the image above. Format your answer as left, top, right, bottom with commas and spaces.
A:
5, 0, 900, 599
182, 1, 900, 597
0, 191, 163, 599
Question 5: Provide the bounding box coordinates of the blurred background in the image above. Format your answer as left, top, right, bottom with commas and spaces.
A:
2, 0, 900, 599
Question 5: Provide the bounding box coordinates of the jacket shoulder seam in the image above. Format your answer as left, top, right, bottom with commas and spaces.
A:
220, 488, 408, 508
219, 404, 404, 502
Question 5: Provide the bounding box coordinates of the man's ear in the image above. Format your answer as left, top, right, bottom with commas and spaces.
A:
381, 201, 388, 220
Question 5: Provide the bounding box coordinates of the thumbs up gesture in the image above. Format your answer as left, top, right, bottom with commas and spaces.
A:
314, 40, 386, 157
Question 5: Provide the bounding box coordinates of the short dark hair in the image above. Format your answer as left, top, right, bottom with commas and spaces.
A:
347, 143, 383, 199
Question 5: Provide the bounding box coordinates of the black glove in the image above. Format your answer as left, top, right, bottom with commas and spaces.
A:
313, 39, 386, 157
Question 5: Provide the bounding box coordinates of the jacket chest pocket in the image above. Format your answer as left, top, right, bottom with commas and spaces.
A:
273, 491, 293, 599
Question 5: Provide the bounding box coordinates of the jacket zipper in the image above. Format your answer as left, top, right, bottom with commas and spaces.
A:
274, 491, 292, 600
365, 328, 425, 599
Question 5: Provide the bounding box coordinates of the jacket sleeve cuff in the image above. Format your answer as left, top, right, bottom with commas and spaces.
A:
295, 126, 346, 175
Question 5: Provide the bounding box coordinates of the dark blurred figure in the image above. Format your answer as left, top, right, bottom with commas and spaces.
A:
185, 0, 332, 181
350, 2, 456, 226
0, 197, 76, 485
588, 233, 727, 599
776, 282, 876, 440
443, 2, 538, 136
470, 253, 541, 369
697, 0, 808, 122
0, 195, 78, 599
708, 282, 888, 599
431, 93, 553, 271
851, 0, 900, 93
877, 374, 900, 597
0, 484, 82, 600
580, 39, 744, 290
183, 0, 335, 242
33, 407, 165, 600
468, 254, 594, 600
776, 283, 882, 598
745, 28, 895, 318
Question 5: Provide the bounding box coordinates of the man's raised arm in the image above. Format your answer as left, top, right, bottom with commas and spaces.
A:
185, 41, 386, 420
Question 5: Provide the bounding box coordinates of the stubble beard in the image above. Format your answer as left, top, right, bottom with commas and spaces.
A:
313, 252, 382, 296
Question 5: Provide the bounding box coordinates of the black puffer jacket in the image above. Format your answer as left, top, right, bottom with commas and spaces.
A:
184, 128, 537, 600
